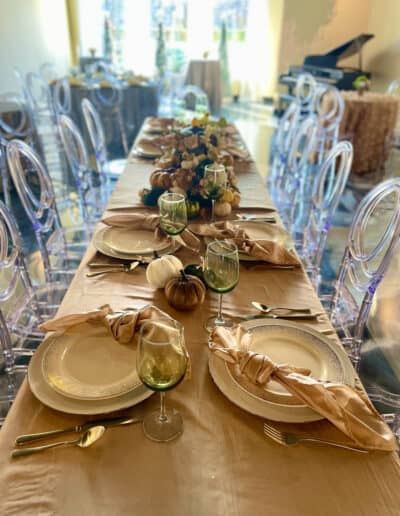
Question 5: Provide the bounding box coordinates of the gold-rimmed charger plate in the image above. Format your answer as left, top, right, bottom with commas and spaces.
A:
209, 319, 355, 422
42, 324, 141, 401
93, 227, 180, 259
102, 227, 170, 255
28, 330, 153, 415
132, 141, 162, 159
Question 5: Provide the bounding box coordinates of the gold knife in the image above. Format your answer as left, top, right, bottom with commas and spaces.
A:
15, 416, 140, 445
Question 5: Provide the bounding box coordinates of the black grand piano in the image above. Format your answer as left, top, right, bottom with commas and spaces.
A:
279, 33, 374, 95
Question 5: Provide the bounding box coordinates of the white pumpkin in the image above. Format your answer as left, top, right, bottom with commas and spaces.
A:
146, 255, 183, 288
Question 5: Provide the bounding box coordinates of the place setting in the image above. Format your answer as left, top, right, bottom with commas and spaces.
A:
12, 304, 190, 457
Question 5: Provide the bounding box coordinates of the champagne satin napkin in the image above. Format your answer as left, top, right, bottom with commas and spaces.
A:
209, 326, 397, 451
189, 221, 299, 266
39, 304, 170, 345
102, 213, 200, 253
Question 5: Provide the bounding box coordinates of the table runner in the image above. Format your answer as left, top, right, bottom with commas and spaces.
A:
0, 124, 400, 515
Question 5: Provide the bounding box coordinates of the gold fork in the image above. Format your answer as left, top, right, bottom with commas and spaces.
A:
263, 422, 368, 453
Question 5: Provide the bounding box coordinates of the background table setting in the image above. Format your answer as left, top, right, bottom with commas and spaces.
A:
0, 115, 400, 516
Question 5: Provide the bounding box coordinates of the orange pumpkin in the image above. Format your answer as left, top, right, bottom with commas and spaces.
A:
164, 271, 206, 311
150, 170, 172, 190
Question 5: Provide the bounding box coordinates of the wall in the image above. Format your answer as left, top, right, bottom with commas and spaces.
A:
277, 0, 371, 83
0, 0, 70, 92
364, 0, 400, 92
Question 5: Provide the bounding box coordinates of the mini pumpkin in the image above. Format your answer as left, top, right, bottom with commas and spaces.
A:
214, 201, 232, 217
150, 170, 172, 190
146, 255, 183, 288
165, 270, 206, 311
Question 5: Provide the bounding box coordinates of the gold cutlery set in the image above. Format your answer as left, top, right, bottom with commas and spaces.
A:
12, 416, 141, 458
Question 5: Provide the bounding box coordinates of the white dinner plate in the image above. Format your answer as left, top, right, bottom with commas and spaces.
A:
209, 319, 356, 423
42, 325, 142, 400
93, 226, 180, 260
206, 220, 293, 262
29, 336, 153, 415
132, 141, 162, 159
142, 123, 164, 134
102, 227, 171, 255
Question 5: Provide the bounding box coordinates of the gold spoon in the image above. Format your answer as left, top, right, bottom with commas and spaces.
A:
252, 301, 313, 315
86, 261, 140, 277
11, 426, 105, 458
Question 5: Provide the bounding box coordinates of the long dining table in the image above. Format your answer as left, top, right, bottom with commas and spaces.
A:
1, 121, 400, 516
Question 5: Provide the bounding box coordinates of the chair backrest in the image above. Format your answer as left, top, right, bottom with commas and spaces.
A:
88, 79, 129, 156
0, 199, 36, 306
25, 72, 54, 114
268, 74, 317, 199
0, 92, 32, 141
278, 115, 318, 218
302, 141, 353, 271
0, 307, 20, 409
6, 139, 65, 281
39, 62, 58, 84
330, 177, 400, 359
174, 85, 209, 115
313, 85, 344, 160
81, 97, 108, 170
295, 73, 317, 114
53, 78, 71, 116
58, 114, 105, 220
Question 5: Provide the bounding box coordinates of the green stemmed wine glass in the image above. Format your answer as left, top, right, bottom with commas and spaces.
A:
159, 192, 188, 236
203, 163, 227, 222
137, 319, 188, 442
203, 240, 239, 332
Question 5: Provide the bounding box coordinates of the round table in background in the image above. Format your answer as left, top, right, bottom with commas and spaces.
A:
184, 59, 222, 114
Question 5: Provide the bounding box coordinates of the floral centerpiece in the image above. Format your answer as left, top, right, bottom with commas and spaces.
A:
139, 114, 242, 218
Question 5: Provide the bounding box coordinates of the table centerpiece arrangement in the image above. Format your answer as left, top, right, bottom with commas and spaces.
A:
139, 114, 244, 218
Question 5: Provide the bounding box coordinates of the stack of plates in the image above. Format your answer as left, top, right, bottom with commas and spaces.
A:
209, 319, 356, 422
131, 140, 162, 159
28, 325, 153, 414
93, 226, 180, 260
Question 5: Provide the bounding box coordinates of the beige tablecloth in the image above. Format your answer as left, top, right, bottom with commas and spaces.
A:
0, 126, 400, 515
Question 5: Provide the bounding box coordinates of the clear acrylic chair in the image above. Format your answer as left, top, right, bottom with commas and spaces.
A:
295, 141, 353, 287
275, 115, 318, 227
6, 139, 88, 285
53, 78, 71, 117
0, 200, 70, 424
0, 309, 28, 426
324, 177, 400, 370
268, 73, 317, 203
58, 114, 106, 225
39, 62, 58, 84
25, 72, 73, 201
312, 84, 344, 164
0, 92, 39, 207
88, 77, 129, 158
81, 97, 124, 182
173, 85, 210, 117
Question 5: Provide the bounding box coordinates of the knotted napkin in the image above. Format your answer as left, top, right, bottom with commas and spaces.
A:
102, 213, 200, 253
39, 304, 170, 344
190, 221, 299, 266
210, 325, 397, 451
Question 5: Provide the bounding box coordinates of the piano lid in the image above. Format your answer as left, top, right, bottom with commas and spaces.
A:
304, 33, 374, 70
325, 33, 374, 61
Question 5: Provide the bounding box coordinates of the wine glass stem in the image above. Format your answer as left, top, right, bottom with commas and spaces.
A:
159, 392, 167, 423
217, 293, 224, 323
211, 199, 215, 223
